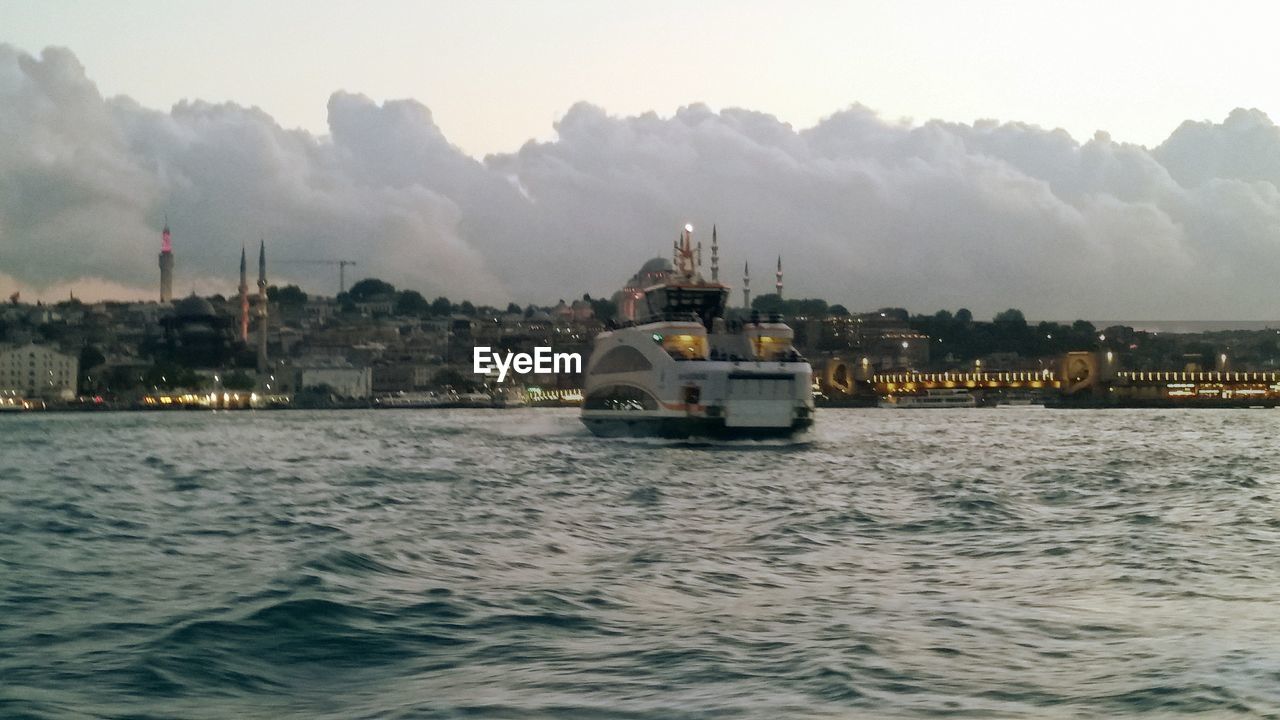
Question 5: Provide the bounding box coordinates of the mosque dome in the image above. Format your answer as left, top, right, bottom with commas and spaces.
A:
171, 294, 218, 319
638, 257, 673, 274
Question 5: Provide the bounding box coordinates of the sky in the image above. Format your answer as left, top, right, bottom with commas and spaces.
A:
4, 1, 1280, 318
3, 1, 1279, 158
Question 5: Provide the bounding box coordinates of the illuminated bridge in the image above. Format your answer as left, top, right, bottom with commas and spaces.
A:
821, 352, 1280, 406
873, 370, 1059, 391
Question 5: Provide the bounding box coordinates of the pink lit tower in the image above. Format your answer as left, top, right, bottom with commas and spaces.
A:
158, 219, 174, 303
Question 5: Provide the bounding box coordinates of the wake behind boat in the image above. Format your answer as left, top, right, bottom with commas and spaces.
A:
580, 225, 814, 439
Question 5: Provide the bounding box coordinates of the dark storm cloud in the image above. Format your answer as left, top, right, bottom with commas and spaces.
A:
3, 44, 1280, 318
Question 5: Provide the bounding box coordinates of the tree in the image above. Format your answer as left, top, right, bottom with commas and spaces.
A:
395, 290, 431, 316
102, 366, 142, 394
430, 296, 452, 316
267, 284, 308, 305
1072, 319, 1097, 334
347, 278, 396, 301
829, 304, 850, 316
506, 302, 522, 314
79, 345, 105, 372
955, 308, 973, 324
432, 367, 471, 389
78, 345, 106, 393
589, 297, 617, 320
933, 309, 953, 322
751, 293, 785, 314
993, 308, 1026, 326
458, 300, 476, 316
222, 370, 256, 390
143, 363, 204, 390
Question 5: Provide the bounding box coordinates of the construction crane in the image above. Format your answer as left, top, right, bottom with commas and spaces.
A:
277, 259, 358, 295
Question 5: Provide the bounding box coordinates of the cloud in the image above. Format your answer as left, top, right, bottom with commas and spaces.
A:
0, 45, 505, 303
2, 44, 1280, 319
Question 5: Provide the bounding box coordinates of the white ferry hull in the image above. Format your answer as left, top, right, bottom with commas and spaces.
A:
582, 413, 813, 439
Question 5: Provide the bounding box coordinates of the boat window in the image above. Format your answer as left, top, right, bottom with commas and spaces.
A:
583, 384, 659, 411
659, 334, 708, 360
591, 346, 653, 374
750, 336, 794, 361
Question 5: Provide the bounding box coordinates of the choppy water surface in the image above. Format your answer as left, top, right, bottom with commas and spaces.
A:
3, 409, 1280, 719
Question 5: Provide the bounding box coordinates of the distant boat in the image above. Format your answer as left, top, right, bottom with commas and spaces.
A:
375, 392, 444, 408
879, 388, 977, 408
998, 397, 1045, 408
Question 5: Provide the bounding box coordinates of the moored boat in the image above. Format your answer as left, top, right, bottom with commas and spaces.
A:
879, 388, 977, 408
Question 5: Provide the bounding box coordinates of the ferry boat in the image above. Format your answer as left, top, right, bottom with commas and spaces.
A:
375, 391, 445, 409
580, 225, 814, 439
879, 388, 977, 408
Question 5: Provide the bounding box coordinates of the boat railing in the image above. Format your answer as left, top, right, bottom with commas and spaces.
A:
610, 311, 705, 329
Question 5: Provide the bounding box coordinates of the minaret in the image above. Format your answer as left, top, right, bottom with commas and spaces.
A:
710, 225, 719, 282
775, 255, 783, 300
743, 261, 751, 309
675, 224, 697, 278
256, 239, 268, 373
238, 244, 249, 342
158, 220, 174, 303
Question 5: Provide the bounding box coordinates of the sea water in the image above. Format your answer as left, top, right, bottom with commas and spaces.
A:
2, 409, 1278, 718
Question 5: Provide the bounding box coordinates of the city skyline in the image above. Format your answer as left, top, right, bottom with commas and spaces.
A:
5, 4, 1280, 317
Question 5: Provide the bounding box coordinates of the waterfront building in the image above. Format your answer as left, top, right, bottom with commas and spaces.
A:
293, 363, 373, 399
372, 363, 433, 393
0, 343, 78, 400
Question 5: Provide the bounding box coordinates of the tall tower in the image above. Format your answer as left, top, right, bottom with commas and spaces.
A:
158, 221, 174, 303
256, 239, 269, 373
743, 261, 751, 309
237, 244, 249, 342
775, 255, 783, 300
674, 224, 697, 278
710, 225, 719, 282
